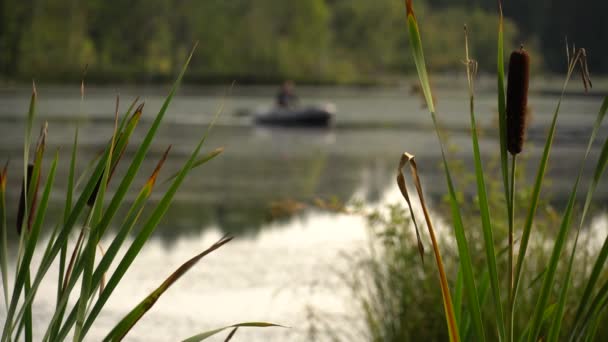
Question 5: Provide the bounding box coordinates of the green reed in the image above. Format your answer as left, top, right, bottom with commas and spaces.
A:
399, 0, 608, 341
0, 45, 279, 341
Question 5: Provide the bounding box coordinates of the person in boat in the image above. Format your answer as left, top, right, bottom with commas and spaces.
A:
276, 80, 298, 108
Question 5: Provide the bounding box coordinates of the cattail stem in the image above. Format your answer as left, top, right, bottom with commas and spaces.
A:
507, 153, 517, 342
506, 47, 530, 155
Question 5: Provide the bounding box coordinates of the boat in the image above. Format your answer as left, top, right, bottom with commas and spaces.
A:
253, 103, 336, 127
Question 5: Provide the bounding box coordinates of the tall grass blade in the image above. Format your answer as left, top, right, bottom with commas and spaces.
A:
496, 0, 510, 224
81, 98, 217, 339
181, 323, 283, 342
548, 97, 608, 341
464, 26, 506, 341
85, 43, 196, 248
403, 1, 484, 340
3, 153, 58, 341
578, 280, 608, 339
571, 99, 608, 329
21, 82, 37, 239
454, 267, 464, 327
103, 236, 233, 341
47, 148, 166, 342
162, 147, 224, 185
74, 98, 120, 342
0, 163, 7, 307
528, 88, 604, 342
4, 135, 110, 340
397, 152, 459, 341
512, 49, 583, 310
14, 45, 198, 342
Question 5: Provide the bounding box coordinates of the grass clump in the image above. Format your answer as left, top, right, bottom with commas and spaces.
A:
0, 46, 279, 341
372, 0, 608, 341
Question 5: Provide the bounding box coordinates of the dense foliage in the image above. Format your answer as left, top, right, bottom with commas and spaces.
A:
1, 0, 605, 83
0, 0, 524, 83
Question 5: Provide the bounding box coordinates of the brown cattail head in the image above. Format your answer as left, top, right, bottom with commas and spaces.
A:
506, 47, 530, 155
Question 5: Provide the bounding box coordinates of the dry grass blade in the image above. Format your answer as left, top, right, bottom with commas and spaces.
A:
396, 154, 424, 262
103, 235, 234, 341
397, 152, 459, 342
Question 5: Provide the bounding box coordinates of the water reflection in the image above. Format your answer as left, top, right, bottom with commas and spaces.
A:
1, 85, 607, 244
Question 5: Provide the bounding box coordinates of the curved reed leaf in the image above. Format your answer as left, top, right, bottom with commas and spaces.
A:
403, 1, 484, 340
103, 236, 233, 341
181, 323, 284, 342
397, 152, 459, 342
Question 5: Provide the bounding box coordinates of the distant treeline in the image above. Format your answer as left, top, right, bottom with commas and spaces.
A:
0, 0, 604, 84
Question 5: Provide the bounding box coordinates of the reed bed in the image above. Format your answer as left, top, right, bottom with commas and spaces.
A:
394, 0, 608, 341
0, 46, 279, 341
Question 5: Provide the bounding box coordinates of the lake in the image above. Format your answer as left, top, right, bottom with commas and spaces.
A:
0, 80, 607, 341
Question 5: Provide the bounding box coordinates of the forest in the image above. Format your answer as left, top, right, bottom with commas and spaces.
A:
0, 0, 606, 84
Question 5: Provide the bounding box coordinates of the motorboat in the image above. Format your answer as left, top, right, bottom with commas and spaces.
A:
253, 103, 336, 127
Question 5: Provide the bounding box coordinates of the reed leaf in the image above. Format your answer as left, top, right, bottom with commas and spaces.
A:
162, 147, 224, 185
0, 163, 7, 307
81, 96, 216, 339
464, 26, 506, 342
48, 150, 166, 342
21, 82, 37, 239
5, 122, 112, 340
546, 96, 608, 341
3, 152, 58, 340
496, 1, 510, 220
403, 1, 484, 340
527, 92, 605, 342
512, 48, 584, 312
397, 152, 459, 341
83, 43, 196, 253
74, 98, 120, 342
103, 236, 233, 341
181, 323, 284, 342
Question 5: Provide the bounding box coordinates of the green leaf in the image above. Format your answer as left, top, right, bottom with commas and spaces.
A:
403, 1, 483, 340
512, 46, 584, 316
181, 323, 284, 342
464, 27, 506, 342
103, 236, 233, 341
2, 152, 58, 340
526, 82, 607, 342
0, 163, 8, 307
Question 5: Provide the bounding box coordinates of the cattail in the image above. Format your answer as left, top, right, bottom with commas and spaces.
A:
506, 47, 530, 155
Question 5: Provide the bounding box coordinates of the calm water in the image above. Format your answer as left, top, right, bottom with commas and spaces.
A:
0, 80, 607, 341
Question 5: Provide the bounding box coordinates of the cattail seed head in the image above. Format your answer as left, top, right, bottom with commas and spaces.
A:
506, 47, 530, 155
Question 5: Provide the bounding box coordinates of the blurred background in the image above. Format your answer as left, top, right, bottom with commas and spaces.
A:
1, 1, 608, 341
1, 0, 608, 84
